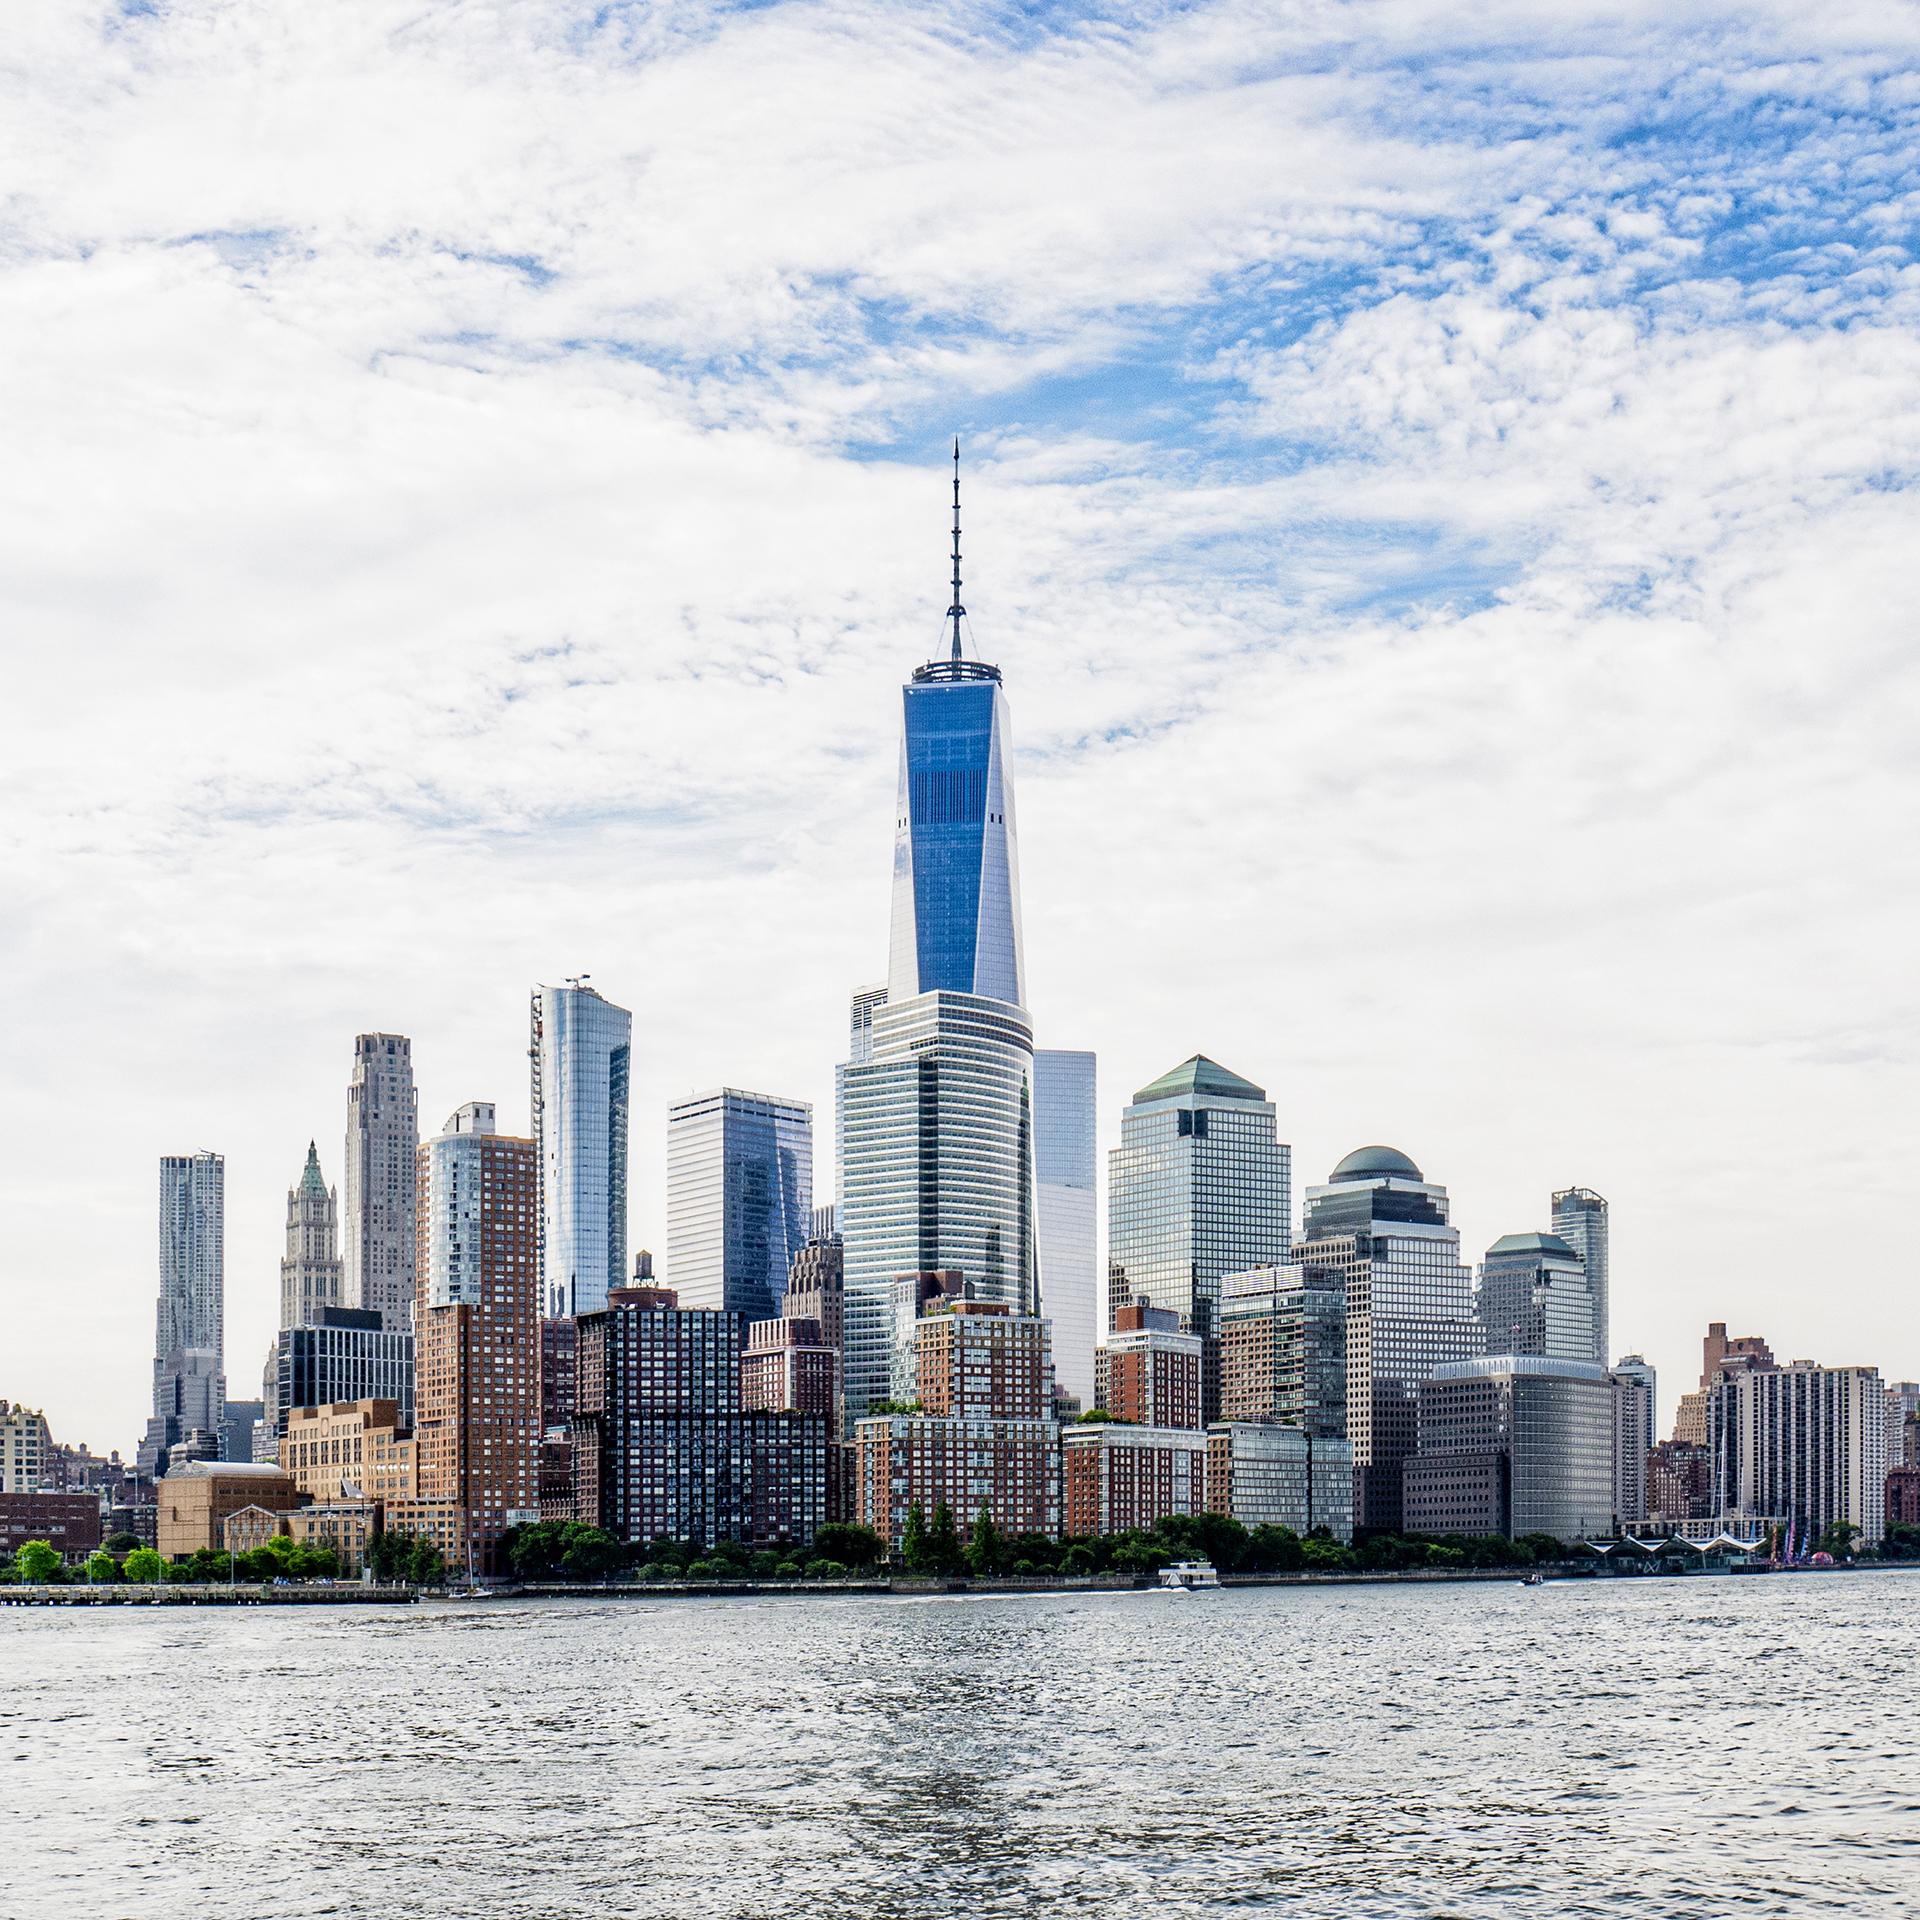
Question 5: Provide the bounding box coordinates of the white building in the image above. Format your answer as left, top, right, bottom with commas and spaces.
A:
344, 1032, 419, 1334
0, 1400, 54, 1492
1610, 1355, 1656, 1527
279, 1142, 344, 1330
1033, 1048, 1097, 1409
531, 981, 632, 1319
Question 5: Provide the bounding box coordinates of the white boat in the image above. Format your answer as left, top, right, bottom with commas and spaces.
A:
1158, 1560, 1220, 1589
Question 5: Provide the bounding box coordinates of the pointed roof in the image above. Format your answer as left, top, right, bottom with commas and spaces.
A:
1132, 1055, 1267, 1105
1487, 1230, 1579, 1260
298, 1141, 327, 1194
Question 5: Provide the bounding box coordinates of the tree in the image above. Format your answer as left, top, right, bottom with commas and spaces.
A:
405, 1537, 447, 1586
901, 1503, 930, 1572
1818, 1521, 1861, 1561
288, 1543, 340, 1580
1244, 1525, 1304, 1573
1301, 1535, 1355, 1572
806, 1558, 850, 1580
811, 1522, 884, 1570
102, 1531, 141, 1555
560, 1527, 621, 1581
85, 1549, 119, 1583
966, 1505, 1004, 1577
14, 1540, 61, 1584
1074, 1409, 1122, 1424
122, 1546, 165, 1584
927, 1502, 965, 1575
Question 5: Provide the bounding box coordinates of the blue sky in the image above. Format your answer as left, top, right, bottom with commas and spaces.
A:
4, 0, 1919, 1444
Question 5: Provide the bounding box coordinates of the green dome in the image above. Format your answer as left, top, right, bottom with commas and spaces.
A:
1330, 1144, 1423, 1184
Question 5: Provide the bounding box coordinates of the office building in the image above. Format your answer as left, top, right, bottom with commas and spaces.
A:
1107, 1056, 1291, 1423
572, 1285, 827, 1547
1550, 1187, 1609, 1367
0, 1400, 54, 1492
531, 981, 632, 1319
413, 1101, 541, 1575
219, 1401, 263, 1468
1404, 1356, 1614, 1541
839, 472, 1041, 1417
1610, 1355, 1656, 1528
141, 1151, 226, 1478
1218, 1263, 1347, 1438
1477, 1232, 1596, 1365
343, 1033, 419, 1334
1672, 1322, 1776, 1444
1095, 1302, 1203, 1430
1296, 1146, 1480, 1533
279, 1142, 345, 1329
1205, 1423, 1355, 1543
271, 1308, 415, 1437
855, 1298, 1060, 1550
0, 1491, 103, 1564
786, 1219, 845, 1360
666, 1088, 813, 1325
1063, 1424, 1207, 1537
155, 1461, 302, 1560
1708, 1358, 1888, 1549
1033, 1048, 1098, 1410
281, 1399, 417, 1504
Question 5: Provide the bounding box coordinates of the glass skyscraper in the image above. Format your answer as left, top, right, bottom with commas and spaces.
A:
1296, 1146, 1480, 1533
1106, 1055, 1291, 1423
666, 1088, 814, 1326
139, 1150, 226, 1477
531, 980, 632, 1319
839, 473, 1041, 1417
1550, 1186, 1609, 1367
1476, 1230, 1597, 1365
1033, 1049, 1098, 1409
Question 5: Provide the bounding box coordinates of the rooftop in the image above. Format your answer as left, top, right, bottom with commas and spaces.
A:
1486, 1231, 1581, 1260
1328, 1144, 1423, 1184
1132, 1054, 1267, 1105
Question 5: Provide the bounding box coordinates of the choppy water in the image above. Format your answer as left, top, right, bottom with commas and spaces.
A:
5, 1572, 1917, 1917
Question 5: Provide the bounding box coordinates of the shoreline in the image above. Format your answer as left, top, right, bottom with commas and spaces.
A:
7, 1561, 1911, 1606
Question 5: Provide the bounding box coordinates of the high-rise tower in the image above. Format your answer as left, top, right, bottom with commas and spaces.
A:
1550, 1187, 1609, 1368
279, 1142, 345, 1329
531, 980, 632, 1319
344, 1033, 419, 1334
839, 448, 1042, 1416
139, 1151, 226, 1477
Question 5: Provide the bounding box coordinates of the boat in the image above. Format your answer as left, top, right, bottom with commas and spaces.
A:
1158, 1560, 1220, 1590
1519, 1573, 1547, 1587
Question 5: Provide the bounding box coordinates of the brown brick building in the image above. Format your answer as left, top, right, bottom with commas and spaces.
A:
0, 1490, 103, 1562
1061, 1425, 1205, 1536
156, 1464, 303, 1560
1095, 1302, 1202, 1429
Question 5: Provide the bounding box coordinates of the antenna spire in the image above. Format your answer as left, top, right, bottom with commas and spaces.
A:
947, 437, 965, 662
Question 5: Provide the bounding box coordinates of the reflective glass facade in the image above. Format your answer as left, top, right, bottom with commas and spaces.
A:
147, 1152, 227, 1473
665, 1088, 814, 1326
1218, 1262, 1347, 1440
1106, 1057, 1291, 1423
839, 992, 1038, 1415
1550, 1187, 1609, 1368
1476, 1233, 1596, 1364
531, 983, 632, 1319
1033, 1048, 1098, 1408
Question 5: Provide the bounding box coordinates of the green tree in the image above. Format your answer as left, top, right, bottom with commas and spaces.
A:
122, 1546, 165, 1584
966, 1505, 1004, 1577
1061, 1544, 1098, 1576
1301, 1535, 1356, 1572
806, 1558, 850, 1580
901, 1503, 930, 1572
1074, 1409, 1122, 1424
102, 1531, 140, 1555
560, 1527, 621, 1580
1818, 1521, 1862, 1560
1244, 1524, 1304, 1573
811, 1523, 884, 1570
406, 1537, 448, 1586
85, 1549, 120, 1583
15, 1540, 62, 1583
927, 1502, 965, 1575
288, 1543, 340, 1580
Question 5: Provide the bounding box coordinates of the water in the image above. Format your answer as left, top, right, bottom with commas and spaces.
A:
4, 1574, 1917, 1917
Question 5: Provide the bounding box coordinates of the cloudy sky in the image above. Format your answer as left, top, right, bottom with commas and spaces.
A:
5, 0, 1918, 1451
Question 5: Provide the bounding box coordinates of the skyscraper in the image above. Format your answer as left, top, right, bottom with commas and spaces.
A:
665, 1088, 813, 1325
1476, 1232, 1596, 1364
1296, 1146, 1480, 1533
1550, 1187, 1609, 1368
1033, 1048, 1098, 1408
531, 980, 632, 1319
838, 452, 1040, 1416
1106, 1056, 1291, 1422
140, 1152, 225, 1477
1610, 1354, 1656, 1528
279, 1142, 345, 1329
344, 1033, 419, 1334
413, 1101, 540, 1574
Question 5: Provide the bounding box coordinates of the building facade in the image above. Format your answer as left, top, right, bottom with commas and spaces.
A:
142, 1150, 226, 1477
1610, 1355, 1656, 1528
1205, 1423, 1355, 1543
1405, 1356, 1614, 1542
343, 1032, 419, 1334
1107, 1055, 1292, 1424
155, 1462, 302, 1560
665, 1088, 813, 1326
272, 1308, 415, 1437
1217, 1263, 1347, 1438
531, 981, 632, 1320
1033, 1048, 1098, 1411
0, 1400, 54, 1493
1708, 1359, 1888, 1549
1549, 1187, 1609, 1367
279, 1142, 345, 1330
1476, 1232, 1596, 1365
413, 1101, 541, 1575
1095, 1302, 1203, 1430
1296, 1146, 1480, 1534
742, 1317, 838, 1421
0, 1491, 103, 1564
1063, 1424, 1207, 1537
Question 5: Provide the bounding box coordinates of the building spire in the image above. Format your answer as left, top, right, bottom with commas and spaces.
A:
947, 437, 965, 662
